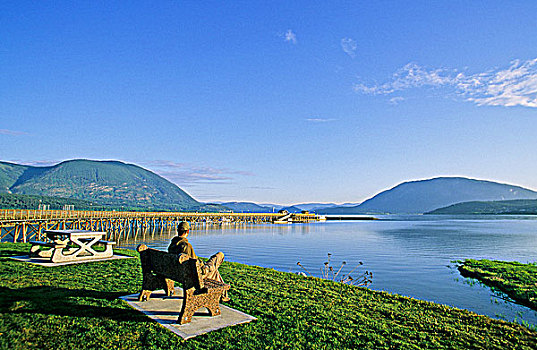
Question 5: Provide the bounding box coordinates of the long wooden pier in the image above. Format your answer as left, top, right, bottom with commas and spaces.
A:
0, 209, 322, 243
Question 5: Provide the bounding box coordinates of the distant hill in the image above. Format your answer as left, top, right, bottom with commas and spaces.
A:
280, 205, 304, 213
318, 177, 537, 214
234, 202, 362, 213
220, 202, 273, 213
292, 203, 337, 211
259, 203, 285, 211
219, 202, 352, 213
0, 159, 217, 211
426, 199, 537, 215
291, 203, 360, 211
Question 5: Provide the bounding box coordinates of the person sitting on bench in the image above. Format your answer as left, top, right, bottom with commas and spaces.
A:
168, 221, 230, 302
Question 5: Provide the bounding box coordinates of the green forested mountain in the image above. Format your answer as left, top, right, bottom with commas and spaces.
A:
426, 199, 537, 215
0, 159, 213, 211
0, 162, 27, 193
0, 193, 106, 210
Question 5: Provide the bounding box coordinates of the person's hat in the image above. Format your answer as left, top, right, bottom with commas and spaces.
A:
178, 221, 190, 232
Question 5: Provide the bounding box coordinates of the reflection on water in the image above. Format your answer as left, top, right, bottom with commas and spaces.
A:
118, 216, 537, 327
117, 223, 312, 244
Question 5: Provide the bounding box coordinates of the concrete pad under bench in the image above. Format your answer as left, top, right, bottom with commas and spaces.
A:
9, 254, 134, 266
120, 287, 256, 339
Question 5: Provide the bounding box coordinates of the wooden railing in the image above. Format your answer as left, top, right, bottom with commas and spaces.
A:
0, 209, 320, 221
0, 209, 295, 221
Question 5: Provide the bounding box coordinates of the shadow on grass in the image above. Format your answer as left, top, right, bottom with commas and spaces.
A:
0, 250, 30, 258
0, 286, 150, 322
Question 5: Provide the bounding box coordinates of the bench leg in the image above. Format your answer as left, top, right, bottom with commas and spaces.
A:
177, 288, 223, 324
178, 289, 197, 324
100, 243, 114, 258
165, 279, 175, 297
138, 290, 152, 302
30, 245, 54, 258
139, 274, 175, 301
205, 289, 223, 316
51, 247, 82, 263
207, 303, 221, 317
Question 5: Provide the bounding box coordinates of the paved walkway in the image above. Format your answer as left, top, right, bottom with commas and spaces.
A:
10, 254, 134, 266
120, 288, 256, 339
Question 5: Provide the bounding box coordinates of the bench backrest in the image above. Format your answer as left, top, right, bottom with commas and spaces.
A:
137, 245, 204, 291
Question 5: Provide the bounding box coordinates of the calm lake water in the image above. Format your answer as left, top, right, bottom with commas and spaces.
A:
119, 215, 537, 327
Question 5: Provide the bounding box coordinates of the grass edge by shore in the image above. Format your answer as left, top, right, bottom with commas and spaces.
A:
1, 243, 536, 349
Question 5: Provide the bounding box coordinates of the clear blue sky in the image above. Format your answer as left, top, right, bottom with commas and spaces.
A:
2, 1, 537, 205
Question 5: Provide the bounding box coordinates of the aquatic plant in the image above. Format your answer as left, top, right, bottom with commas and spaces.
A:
458, 259, 537, 312
297, 253, 373, 287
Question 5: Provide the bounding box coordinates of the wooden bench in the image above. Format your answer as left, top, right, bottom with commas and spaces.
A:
137, 244, 230, 324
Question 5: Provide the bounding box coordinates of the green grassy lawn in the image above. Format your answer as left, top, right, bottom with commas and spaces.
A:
458, 259, 537, 312
1, 243, 535, 349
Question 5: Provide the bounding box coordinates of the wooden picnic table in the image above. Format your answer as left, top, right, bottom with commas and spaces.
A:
29, 230, 115, 263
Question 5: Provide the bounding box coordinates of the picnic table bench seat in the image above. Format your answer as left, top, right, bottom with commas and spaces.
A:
137, 244, 230, 324
29, 240, 67, 258
29, 240, 66, 248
